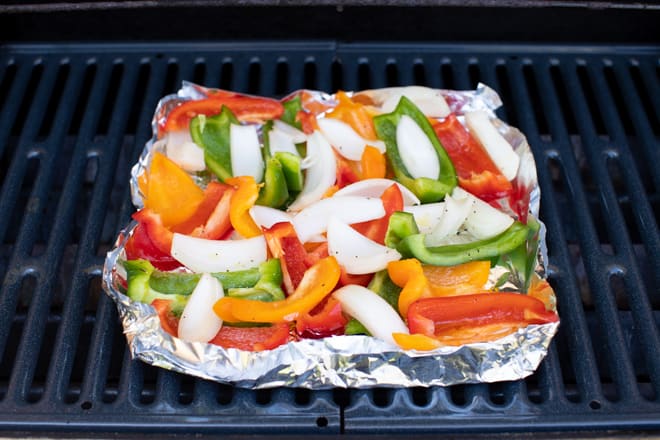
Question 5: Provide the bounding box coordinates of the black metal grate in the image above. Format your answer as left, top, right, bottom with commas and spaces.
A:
0, 42, 658, 435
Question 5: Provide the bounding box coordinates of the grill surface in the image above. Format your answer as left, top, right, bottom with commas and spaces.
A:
0, 41, 658, 435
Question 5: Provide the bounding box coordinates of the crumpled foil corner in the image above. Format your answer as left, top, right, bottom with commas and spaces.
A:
102, 83, 559, 389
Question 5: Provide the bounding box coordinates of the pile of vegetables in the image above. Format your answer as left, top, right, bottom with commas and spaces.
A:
121, 85, 558, 353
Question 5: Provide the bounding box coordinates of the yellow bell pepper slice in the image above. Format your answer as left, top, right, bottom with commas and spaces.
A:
213, 256, 341, 323
226, 175, 262, 238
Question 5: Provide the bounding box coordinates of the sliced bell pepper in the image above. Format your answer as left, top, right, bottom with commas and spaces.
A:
360, 145, 387, 180
335, 151, 361, 189
210, 322, 291, 351
387, 258, 431, 317
263, 222, 310, 295
384, 211, 419, 249
296, 110, 318, 135
256, 157, 289, 208
422, 260, 491, 297
143, 152, 205, 227
131, 209, 173, 256
296, 297, 348, 339
326, 90, 379, 140
171, 181, 233, 237
162, 95, 284, 133
407, 293, 558, 337
124, 223, 180, 271
227, 257, 285, 301
213, 256, 341, 323
339, 267, 373, 288
432, 113, 512, 201
352, 183, 403, 245
397, 221, 530, 266
366, 269, 402, 311
274, 152, 304, 192
123, 259, 188, 313
373, 96, 457, 203
151, 299, 180, 337
226, 175, 262, 238
190, 107, 238, 182
280, 94, 303, 129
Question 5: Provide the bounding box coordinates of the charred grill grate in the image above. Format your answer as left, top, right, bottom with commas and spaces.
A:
0, 42, 658, 435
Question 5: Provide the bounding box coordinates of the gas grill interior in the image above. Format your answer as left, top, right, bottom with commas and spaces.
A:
0, 3, 658, 437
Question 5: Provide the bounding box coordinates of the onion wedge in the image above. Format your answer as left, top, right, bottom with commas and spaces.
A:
318, 118, 385, 161
230, 123, 264, 182
273, 119, 307, 143
178, 273, 224, 343
249, 205, 293, 229
464, 110, 520, 181
454, 188, 514, 239
362, 86, 451, 118
268, 128, 301, 156
333, 285, 409, 346
171, 233, 267, 273
334, 178, 420, 206
288, 131, 337, 212
163, 130, 206, 172
396, 115, 440, 180
404, 202, 445, 235
424, 193, 472, 246
292, 196, 385, 243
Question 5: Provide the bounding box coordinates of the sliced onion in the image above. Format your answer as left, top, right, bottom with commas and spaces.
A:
171, 234, 267, 273
268, 128, 300, 156
396, 115, 440, 180
273, 119, 307, 143
327, 217, 401, 274
287, 131, 337, 212
230, 123, 264, 182
249, 205, 293, 229
333, 285, 409, 346
424, 193, 472, 246
318, 118, 386, 161
404, 202, 445, 235
177, 273, 224, 343
374, 86, 451, 118
464, 110, 520, 181
292, 196, 385, 243
163, 130, 206, 172
454, 187, 514, 239
334, 178, 420, 206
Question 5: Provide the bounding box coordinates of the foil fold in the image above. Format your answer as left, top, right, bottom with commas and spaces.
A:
104, 83, 559, 389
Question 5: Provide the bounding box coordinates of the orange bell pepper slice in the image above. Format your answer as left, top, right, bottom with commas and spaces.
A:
213, 256, 341, 323
388, 259, 431, 317
142, 152, 205, 227
326, 91, 379, 140
360, 145, 386, 180
393, 323, 526, 350
226, 176, 261, 238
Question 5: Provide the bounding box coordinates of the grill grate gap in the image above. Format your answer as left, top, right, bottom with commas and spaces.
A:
64, 309, 97, 404
413, 61, 426, 86
522, 63, 550, 137
11, 62, 43, 136
6, 156, 40, 247
275, 60, 289, 96
125, 62, 151, 135
304, 60, 317, 90
449, 384, 466, 406
178, 374, 195, 405
468, 62, 481, 89
161, 60, 179, 97
248, 61, 261, 94
37, 62, 70, 139
220, 61, 233, 90
524, 375, 543, 404
254, 388, 272, 405
294, 388, 311, 405
370, 388, 391, 408
95, 62, 124, 136
192, 60, 206, 86
576, 64, 608, 137
139, 364, 158, 405
410, 386, 429, 407
331, 58, 343, 92
440, 62, 454, 89
68, 62, 97, 135
550, 64, 578, 135
332, 388, 350, 407
488, 382, 508, 406
494, 63, 516, 126
603, 65, 636, 136
606, 155, 643, 245
385, 62, 399, 87
101, 316, 126, 404
215, 383, 233, 405
357, 61, 371, 90
0, 62, 17, 112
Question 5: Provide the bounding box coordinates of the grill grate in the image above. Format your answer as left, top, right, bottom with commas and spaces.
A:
0, 42, 658, 435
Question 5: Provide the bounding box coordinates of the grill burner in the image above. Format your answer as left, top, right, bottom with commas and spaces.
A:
0, 41, 658, 435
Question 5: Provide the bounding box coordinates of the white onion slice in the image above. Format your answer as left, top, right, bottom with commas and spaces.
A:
327, 217, 401, 274
230, 123, 264, 182
268, 128, 301, 156
273, 119, 307, 143
333, 285, 409, 346
318, 118, 386, 161
454, 188, 514, 240
396, 115, 440, 180
287, 131, 337, 212
292, 196, 385, 243
375, 86, 451, 117
163, 130, 206, 172
334, 178, 421, 206
249, 205, 293, 229
177, 273, 224, 343
171, 234, 267, 273
464, 111, 520, 181
424, 193, 472, 246
404, 202, 445, 235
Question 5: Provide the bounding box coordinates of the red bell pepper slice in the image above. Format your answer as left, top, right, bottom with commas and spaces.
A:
296, 110, 318, 135
407, 293, 558, 337
263, 222, 310, 295
162, 95, 284, 133
296, 297, 348, 339
151, 299, 179, 337
334, 152, 361, 189
171, 182, 231, 235
132, 208, 173, 255
125, 221, 180, 271
210, 322, 291, 352
338, 267, 373, 288
433, 113, 512, 201
351, 183, 403, 245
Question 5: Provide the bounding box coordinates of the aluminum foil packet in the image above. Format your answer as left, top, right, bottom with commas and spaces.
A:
102, 82, 559, 389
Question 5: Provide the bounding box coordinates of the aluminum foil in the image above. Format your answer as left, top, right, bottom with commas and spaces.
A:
103, 83, 559, 389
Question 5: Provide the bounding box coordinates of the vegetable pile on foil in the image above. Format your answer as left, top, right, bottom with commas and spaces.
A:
103, 82, 559, 388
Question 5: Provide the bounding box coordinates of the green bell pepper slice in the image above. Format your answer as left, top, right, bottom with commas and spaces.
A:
274, 152, 304, 192
256, 157, 289, 208
227, 257, 285, 301
190, 106, 239, 182
280, 95, 303, 129
373, 96, 457, 203
123, 259, 189, 315
384, 211, 420, 249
